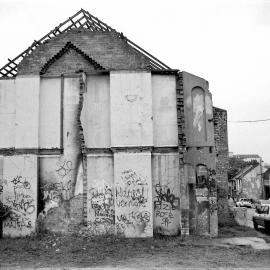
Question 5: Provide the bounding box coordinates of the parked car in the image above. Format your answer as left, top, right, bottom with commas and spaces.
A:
236, 198, 253, 208
253, 204, 270, 231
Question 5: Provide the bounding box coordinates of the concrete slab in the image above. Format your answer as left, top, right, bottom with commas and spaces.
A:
114, 152, 153, 237
87, 154, 114, 235
219, 237, 270, 250
152, 153, 180, 235
110, 71, 153, 147
2, 155, 38, 237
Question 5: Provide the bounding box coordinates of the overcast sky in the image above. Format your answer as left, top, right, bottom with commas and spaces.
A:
1, 0, 270, 162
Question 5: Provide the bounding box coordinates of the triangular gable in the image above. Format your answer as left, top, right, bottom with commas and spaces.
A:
40, 42, 105, 75
0, 9, 171, 78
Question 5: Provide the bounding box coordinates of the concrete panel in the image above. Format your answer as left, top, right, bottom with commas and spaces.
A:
2, 155, 38, 237
0, 80, 16, 148
87, 154, 114, 235
152, 75, 178, 147
83, 75, 110, 148
110, 71, 153, 147
39, 78, 61, 148
182, 71, 214, 147
114, 152, 153, 237
152, 153, 180, 235
15, 76, 40, 148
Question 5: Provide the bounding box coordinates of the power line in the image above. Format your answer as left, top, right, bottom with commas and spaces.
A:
229, 118, 270, 123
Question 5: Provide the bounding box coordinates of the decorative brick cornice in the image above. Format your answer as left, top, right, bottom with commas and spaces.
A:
40, 41, 105, 75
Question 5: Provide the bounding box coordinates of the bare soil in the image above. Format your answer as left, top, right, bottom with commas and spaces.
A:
0, 225, 270, 269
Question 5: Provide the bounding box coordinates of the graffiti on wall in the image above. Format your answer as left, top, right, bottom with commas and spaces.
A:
56, 160, 73, 178
154, 183, 180, 229
41, 180, 72, 202
3, 176, 35, 231
41, 159, 74, 207
88, 184, 115, 235
115, 169, 151, 236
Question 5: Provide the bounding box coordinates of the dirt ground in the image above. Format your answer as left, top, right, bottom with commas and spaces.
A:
1, 225, 270, 269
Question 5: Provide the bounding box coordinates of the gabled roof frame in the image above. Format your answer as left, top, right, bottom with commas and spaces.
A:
0, 9, 171, 78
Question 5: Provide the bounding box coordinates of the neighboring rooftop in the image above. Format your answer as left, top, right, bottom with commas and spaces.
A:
232, 164, 260, 180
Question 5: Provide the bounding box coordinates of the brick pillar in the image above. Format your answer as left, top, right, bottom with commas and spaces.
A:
213, 107, 230, 225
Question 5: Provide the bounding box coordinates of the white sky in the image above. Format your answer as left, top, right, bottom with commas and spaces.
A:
1, 0, 270, 162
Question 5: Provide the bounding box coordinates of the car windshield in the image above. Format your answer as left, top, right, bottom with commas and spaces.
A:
257, 205, 269, 214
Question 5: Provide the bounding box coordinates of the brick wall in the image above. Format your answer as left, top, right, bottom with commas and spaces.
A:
213, 107, 230, 225
18, 29, 150, 75
44, 48, 97, 75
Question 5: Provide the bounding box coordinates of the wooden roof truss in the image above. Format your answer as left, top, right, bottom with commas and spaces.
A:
0, 9, 171, 78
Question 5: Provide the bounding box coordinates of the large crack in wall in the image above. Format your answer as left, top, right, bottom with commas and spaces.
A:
77, 72, 88, 226
38, 74, 87, 233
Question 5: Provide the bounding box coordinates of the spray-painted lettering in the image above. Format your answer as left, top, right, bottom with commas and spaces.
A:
41, 181, 72, 202
88, 184, 115, 234
3, 175, 35, 231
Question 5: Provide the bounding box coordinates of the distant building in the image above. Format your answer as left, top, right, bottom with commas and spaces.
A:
229, 164, 263, 200
263, 168, 270, 199
233, 154, 262, 163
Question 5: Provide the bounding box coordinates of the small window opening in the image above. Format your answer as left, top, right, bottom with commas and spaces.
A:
196, 164, 208, 188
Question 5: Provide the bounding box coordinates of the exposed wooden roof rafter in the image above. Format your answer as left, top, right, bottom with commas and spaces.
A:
0, 9, 171, 78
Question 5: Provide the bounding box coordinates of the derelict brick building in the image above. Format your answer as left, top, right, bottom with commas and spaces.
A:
0, 9, 229, 237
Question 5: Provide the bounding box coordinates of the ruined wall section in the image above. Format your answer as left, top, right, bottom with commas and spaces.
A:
176, 73, 188, 235
181, 71, 217, 236
213, 107, 230, 226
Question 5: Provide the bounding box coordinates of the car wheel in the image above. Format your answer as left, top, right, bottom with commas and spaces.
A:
264, 221, 270, 233
253, 221, 258, 230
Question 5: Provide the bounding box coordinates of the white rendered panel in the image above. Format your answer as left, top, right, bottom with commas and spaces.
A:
83, 75, 110, 148
152, 75, 178, 146
0, 80, 15, 148
110, 71, 153, 147
39, 78, 61, 148
15, 76, 40, 148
